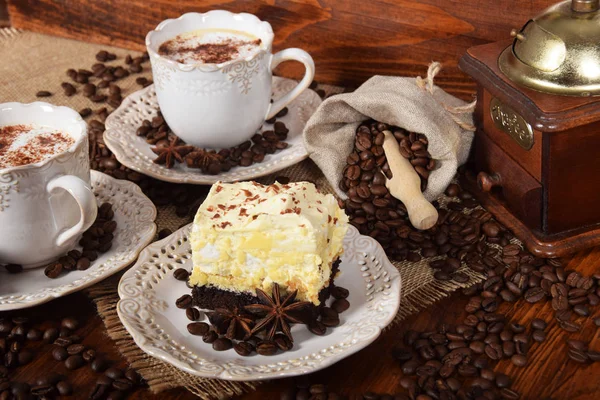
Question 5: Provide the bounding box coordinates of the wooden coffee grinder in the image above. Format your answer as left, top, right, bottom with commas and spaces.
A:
459, 0, 600, 258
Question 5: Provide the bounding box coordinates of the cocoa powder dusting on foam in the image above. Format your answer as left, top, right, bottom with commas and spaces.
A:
159, 37, 262, 64
0, 125, 74, 169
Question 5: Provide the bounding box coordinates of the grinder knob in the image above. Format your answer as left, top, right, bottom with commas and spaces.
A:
477, 172, 502, 193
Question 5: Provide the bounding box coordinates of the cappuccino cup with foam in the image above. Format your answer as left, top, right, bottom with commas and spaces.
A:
146, 11, 315, 148
0, 102, 97, 268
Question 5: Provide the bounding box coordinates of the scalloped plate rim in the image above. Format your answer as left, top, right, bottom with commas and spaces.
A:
103, 77, 319, 185
0, 171, 158, 311
117, 224, 401, 381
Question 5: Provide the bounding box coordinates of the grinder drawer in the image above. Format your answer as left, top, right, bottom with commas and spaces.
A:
474, 132, 542, 231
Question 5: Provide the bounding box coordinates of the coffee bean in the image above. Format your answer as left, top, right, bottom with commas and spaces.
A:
484, 343, 502, 360
65, 355, 84, 370
17, 350, 32, 366
176, 294, 193, 309
61, 317, 79, 330
56, 380, 72, 395
510, 354, 527, 367
105, 367, 124, 380
213, 338, 233, 351
558, 320, 580, 332
44, 262, 63, 279
524, 287, 545, 303
567, 340, 588, 351
509, 323, 525, 333
186, 307, 202, 321
36, 90, 52, 97
26, 329, 42, 341
568, 349, 589, 363
274, 334, 293, 351
331, 299, 350, 313
67, 344, 85, 355
457, 364, 478, 377
234, 341, 254, 356
83, 349, 97, 362
52, 346, 68, 361
173, 268, 189, 281
187, 322, 209, 336
500, 388, 520, 399
112, 377, 133, 391
90, 383, 110, 400
594, 317, 600, 327
588, 351, 600, 362
91, 358, 109, 372
495, 373, 511, 388
532, 330, 546, 342
43, 328, 59, 343
531, 319, 547, 330
573, 304, 590, 317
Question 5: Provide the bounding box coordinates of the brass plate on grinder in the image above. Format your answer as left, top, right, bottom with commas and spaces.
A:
489, 97, 534, 150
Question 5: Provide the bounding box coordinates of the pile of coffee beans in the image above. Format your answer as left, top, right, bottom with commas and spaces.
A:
2, 203, 117, 279
0, 315, 143, 399
135, 108, 290, 173
340, 121, 517, 267
173, 268, 350, 356
340, 120, 434, 194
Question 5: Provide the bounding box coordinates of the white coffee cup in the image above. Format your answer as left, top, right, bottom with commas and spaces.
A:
146, 10, 315, 148
0, 102, 98, 268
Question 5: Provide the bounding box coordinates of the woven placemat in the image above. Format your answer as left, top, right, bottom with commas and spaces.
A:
0, 29, 486, 399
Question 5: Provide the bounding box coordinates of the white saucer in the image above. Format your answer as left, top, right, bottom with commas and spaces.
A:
0, 171, 157, 311
103, 77, 322, 185
117, 225, 401, 381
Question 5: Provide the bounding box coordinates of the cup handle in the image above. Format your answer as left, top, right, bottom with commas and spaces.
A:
47, 175, 98, 248
265, 48, 315, 120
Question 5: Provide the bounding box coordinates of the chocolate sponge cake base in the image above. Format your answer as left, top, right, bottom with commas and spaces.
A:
192, 259, 341, 312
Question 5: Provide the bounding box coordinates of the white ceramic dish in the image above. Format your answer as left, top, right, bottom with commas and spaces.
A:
103, 77, 321, 185
117, 224, 401, 381
0, 171, 157, 311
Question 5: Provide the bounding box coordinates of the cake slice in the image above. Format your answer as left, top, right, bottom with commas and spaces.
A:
189, 181, 348, 310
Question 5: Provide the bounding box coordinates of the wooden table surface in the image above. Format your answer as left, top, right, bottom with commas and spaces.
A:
4, 246, 599, 399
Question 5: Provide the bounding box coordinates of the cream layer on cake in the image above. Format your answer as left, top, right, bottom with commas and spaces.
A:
189, 181, 348, 305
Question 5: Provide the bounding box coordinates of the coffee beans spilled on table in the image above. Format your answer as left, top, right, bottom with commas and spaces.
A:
0, 315, 143, 399
2, 203, 117, 279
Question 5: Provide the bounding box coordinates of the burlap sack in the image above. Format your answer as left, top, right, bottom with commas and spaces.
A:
304, 62, 476, 202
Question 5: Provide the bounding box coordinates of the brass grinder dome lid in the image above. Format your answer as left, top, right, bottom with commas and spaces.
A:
499, 0, 600, 97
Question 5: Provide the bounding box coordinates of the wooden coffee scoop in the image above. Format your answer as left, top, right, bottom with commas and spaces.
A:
382, 130, 438, 230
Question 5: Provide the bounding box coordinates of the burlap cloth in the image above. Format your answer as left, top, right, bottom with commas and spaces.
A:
304, 69, 476, 201
0, 29, 486, 399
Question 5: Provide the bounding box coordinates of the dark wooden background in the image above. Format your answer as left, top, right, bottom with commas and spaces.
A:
0, 0, 8, 27
5, 0, 557, 99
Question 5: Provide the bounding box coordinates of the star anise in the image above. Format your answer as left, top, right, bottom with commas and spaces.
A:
206, 306, 255, 340
245, 283, 312, 342
185, 149, 224, 174
151, 135, 194, 169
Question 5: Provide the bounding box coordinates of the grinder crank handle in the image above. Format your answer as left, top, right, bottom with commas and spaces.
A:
382, 130, 438, 230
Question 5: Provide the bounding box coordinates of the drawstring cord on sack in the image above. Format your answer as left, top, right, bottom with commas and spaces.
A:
416, 62, 477, 132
